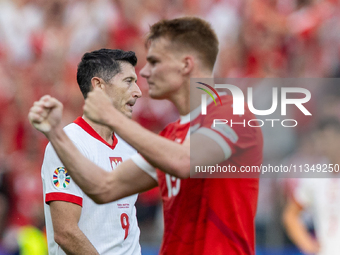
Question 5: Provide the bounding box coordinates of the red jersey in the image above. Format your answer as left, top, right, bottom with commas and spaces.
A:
157, 95, 263, 255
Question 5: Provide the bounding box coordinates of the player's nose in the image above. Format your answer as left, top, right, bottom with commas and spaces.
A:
132, 82, 142, 98
140, 63, 150, 78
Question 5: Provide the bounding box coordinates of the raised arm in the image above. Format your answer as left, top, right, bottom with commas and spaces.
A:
28, 95, 157, 204
83, 88, 226, 179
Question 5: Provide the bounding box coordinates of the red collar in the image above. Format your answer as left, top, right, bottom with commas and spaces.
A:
73, 117, 118, 150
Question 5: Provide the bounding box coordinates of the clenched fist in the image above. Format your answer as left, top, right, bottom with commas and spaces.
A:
28, 95, 63, 135
84, 87, 116, 126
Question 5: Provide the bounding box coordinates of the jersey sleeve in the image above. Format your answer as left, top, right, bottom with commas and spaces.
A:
130, 154, 158, 181
192, 99, 245, 160
42, 142, 85, 207
195, 127, 233, 160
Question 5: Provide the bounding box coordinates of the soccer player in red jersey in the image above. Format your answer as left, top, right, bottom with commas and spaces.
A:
28, 17, 263, 255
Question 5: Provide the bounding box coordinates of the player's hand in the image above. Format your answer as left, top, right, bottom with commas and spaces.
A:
300, 240, 320, 254
84, 87, 117, 126
28, 95, 63, 135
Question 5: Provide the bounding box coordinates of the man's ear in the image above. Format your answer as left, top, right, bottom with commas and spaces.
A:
182, 55, 194, 75
91, 77, 104, 89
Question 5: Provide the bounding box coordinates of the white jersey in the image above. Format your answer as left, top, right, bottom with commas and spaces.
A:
42, 117, 141, 255
295, 178, 340, 255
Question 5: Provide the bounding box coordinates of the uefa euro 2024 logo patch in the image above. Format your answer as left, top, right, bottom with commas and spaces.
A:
53, 167, 70, 189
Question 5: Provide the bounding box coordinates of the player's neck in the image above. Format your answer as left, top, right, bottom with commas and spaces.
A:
168, 84, 190, 116
82, 115, 114, 145
170, 69, 213, 116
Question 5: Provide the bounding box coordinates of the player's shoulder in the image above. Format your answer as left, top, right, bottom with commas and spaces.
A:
207, 93, 256, 120
220, 94, 233, 104
63, 122, 88, 143
63, 122, 82, 134
205, 94, 233, 114
215, 94, 233, 107
44, 123, 85, 154
44, 141, 54, 155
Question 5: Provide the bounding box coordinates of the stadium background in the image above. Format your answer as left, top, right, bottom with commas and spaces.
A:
0, 0, 340, 254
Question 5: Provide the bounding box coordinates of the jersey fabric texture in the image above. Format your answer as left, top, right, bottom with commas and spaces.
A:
157, 95, 263, 255
41, 117, 141, 255
295, 178, 340, 255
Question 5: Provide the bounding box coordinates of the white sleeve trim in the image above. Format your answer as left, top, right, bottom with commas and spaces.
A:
130, 154, 158, 181
196, 127, 232, 160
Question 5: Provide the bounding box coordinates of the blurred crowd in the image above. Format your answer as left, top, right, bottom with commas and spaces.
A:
0, 0, 340, 254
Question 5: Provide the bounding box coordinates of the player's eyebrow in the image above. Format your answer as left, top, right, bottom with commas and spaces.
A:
123, 75, 137, 82
146, 56, 158, 62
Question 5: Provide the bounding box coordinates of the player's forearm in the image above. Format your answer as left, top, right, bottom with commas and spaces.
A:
106, 108, 190, 178
46, 127, 117, 202
283, 208, 319, 253
55, 227, 99, 255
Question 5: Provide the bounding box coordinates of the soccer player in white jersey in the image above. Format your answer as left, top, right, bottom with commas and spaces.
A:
283, 118, 340, 255
40, 49, 142, 255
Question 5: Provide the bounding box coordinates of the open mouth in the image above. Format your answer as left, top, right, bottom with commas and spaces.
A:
126, 101, 135, 111
127, 101, 135, 107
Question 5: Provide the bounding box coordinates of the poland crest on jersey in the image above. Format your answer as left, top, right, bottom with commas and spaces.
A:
53, 167, 70, 189
110, 157, 122, 170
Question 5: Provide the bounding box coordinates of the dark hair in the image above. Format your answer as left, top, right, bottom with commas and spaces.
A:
77, 48, 137, 98
146, 17, 219, 71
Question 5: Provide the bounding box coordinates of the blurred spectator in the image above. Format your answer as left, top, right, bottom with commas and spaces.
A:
0, 0, 43, 65
0, 149, 9, 245
1, 147, 45, 254
283, 118, 340, 255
